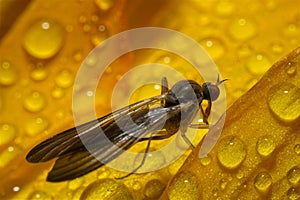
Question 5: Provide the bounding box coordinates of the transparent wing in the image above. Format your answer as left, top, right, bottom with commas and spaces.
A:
26, 94, 186, 181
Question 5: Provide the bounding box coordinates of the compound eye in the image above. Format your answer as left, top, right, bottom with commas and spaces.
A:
209, 85, 220, 101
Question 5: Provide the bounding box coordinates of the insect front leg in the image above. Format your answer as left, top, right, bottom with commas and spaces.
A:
161, 77, 169, 107
200, 100, 211, 125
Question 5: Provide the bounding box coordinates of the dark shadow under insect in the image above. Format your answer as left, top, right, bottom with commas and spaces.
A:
26, 76, 227, 182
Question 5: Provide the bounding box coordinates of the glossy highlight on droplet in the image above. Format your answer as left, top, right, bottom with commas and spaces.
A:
0, 61, 17, 86
23, 19, 64, 59
144, 179, 165, 199
217, 136, 246, 169
229, 17, 256, 40
0, 124, 16, 146
168, 171, 201, 200
287, 166, 300, 187
80, 179, 133, 200
267, 82, 300, 124
247, 53, 271, 75
285, 61, 297, 76
55, 70, 74, 88
25, 117, 49, 136
256, 135, 276, 157
254, 171, 272, 195
23, 91, 46, 112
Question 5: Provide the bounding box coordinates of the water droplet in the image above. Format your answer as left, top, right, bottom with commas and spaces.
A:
271, 42, 284, 54
219, 178, 228, 190
51, 87, 65, 99
199, 38, 225, 60
217, 136, 246, 169
285, 62, 297, 76
229, 17, 256, 40
199, 154, 212, 166
168, 171, 201, 200
25, 117, 49, 136
23, 19, 64, 59
79, 15, 87, 24
287, 187, 300, 200
30, 66, 48, 81
246, 53, 271, 75
267, 82, 300, 124
68, 178, 83, 190
132, 181, 142, 191
129, 84, 161, 104
283, 23, 300, 37
95, 0, 114, 11
215, 0, 235, 16
256, 135, 276, 157
73, 50, 83, 62
55, 70, 74, 88
83, 24, 91, 32
236, 170, 244, 179
144, 179, 165, 199
287, 166, 300, 187
80, 179, 133, 200
23, 91, 46, 112
254, 171, 272, 194
0, 145, 22, 167
0, 124, 16, 145
294, 144, 300, 155
27, 190, 50, 200
0, 61, 17, 86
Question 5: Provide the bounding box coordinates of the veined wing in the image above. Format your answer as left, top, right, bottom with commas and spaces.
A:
26, 94, 166, 163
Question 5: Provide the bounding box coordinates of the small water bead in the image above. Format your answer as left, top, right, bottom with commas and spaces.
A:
199, 38, 225, 60
0, 61, 17, 86
0, 145, 22, 167
27, 190, 51, 200
30, 66, 48, 81
271, 42, 284, 54
287, 166, 300, 187
199, 154, 212, 166
144, 179, 165, 199
283, 23, 300, 37
132, 181, 142, 191
254, 172, 272, 194
95, 0, 114, 11
0, 124, 16, 145
287, 187, 300, 200
219, 178, 228, 190
73, 51, 83, 62
168, 171, 201, 200
217, 136, 246, 169
80, 179, 133, 200
294, 144, 300, 155
23, 91, 46, 112
267, 82, 300, 124
215, 0, 235, 16
285, 62, 297, 76
68, 178, 83, 190
247, 53, 272, 75
256, 135, 276, 157
51, 87, 65, 99
228, 17, 256, 40
25, 117, 49, 136
55, 70, 74, 88
23, 19, 64, 59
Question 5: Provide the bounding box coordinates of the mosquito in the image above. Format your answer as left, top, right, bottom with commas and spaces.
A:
26, 76, 228, 182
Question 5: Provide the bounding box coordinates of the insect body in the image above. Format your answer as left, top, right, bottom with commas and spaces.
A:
26, 76, 227, 182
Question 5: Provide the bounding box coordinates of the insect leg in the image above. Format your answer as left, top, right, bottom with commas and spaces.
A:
188, 124, 209, 129
161, 77, 169, 106
180, 130, 195, 149
116, 132, 155, 179
200, 100, 211, 125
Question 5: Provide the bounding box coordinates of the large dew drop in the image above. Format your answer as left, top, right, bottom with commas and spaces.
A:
267, 82, 300, 124
23, 19, 64, 59
217, 136, 246, 169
